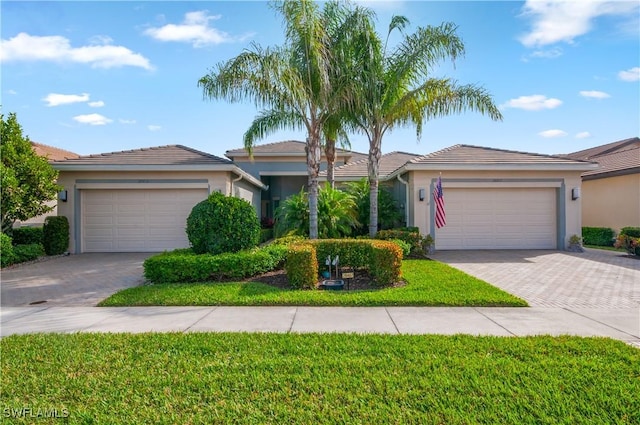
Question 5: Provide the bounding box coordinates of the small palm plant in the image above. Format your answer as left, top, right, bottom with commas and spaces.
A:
275, 184, 359, 238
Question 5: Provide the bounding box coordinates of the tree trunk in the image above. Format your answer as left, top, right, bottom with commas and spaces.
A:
306, 136, 322, 239
368, 135, 382, 238
325, 139, 336, 188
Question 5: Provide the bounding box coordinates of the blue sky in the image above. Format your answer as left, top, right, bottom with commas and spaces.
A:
2, 0, 639, 158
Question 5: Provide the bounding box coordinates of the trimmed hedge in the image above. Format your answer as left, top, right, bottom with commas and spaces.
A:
582, 227, 615, 246
285, 239, 403, 288
11, 226, 43, 245
1, 233, 14, 268
620, 227, 640, 238
376, 229, 433, 256
12, 243, 45, 263
43, 216, 69, 255
285, 244, 318, 289
144, 244, 287, 284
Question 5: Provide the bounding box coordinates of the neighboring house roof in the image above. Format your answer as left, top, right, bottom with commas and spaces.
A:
564, 137, 640, 180
399, 144, 597, 173
225, 140, 367, 162
321, 151, 420, 181
32, 142, 79, 161
51, 145, 266, 189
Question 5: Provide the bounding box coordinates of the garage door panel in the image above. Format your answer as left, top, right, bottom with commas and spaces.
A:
436, 188, 556, 250
82, 189, 207, 252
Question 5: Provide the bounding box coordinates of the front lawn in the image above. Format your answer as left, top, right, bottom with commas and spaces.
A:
99, 259, 526, 307
1, 333, 638, 424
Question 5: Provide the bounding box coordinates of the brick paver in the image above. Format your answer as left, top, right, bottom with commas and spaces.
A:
430, 249, 640, 308
1, 253, 153, 306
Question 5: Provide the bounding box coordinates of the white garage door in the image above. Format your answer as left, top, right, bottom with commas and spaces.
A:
81, 189, 208, 252
435, 188, 557, 250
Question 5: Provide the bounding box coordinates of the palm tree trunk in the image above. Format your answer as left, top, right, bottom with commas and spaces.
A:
325, 139, 336, 188
368, 136, 382, 238
306, 136, 322, 239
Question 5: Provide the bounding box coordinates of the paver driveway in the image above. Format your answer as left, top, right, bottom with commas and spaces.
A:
1, 253, 153, 307
430, 248, 640, 308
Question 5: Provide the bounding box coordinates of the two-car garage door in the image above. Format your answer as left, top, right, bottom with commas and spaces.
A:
435, 187, 557, 250
81, 189, 208, 252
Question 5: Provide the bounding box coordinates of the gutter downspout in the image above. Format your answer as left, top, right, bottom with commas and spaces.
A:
397, 173, 409, 227
231, 173, 243, 197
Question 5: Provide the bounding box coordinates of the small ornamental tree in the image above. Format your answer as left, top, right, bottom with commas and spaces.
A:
186, 192, 260, 255
1, 113, 60, 233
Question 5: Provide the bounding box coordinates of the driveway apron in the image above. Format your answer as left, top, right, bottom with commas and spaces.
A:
1, 253, 153, 307
429, 249, 640, 308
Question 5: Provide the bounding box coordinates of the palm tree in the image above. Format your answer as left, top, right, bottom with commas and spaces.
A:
199, 0, 371, 238
349, 17, 504, 237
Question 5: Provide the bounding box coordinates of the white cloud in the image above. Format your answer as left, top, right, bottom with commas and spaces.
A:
119, 119, 137, 124
528, 47, 564, 59
618, 67, 640, 82
1, 32, 153, 70
43, 93, 90, 107
8, 89, 17, 95
88, 101, 105, 107
73, 113, 112, 126
579, 90, 610, 99
575, 131, 591, 139
144, 10, 247, 47
147, 125, 162, 131
539, 129, 568, 138
501, 95, 562, 111
519, 0, 640, 47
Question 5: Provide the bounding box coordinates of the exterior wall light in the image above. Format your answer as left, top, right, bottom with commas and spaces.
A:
59, 190, 68, 202
571, 187, 581, 200
418, 188, 425, 201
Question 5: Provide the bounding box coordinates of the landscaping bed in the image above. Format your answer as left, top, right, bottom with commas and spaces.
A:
2, 333, 638, 424
99, 259, 527, 307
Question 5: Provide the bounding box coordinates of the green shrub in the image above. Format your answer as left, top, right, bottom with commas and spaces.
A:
43, 216, 69, 255
275, 184, 359, 238
285, 244, 318, 289
186, 192, 260, 255
614, 234, 640, 256
1, 233, 14, 267
11, 226, 43, 245
390, 239, 411, 258
620, 227, 640, 238
144, 244, 288, 284
12, 243, 44, 263
582, 227, 615, 246
285, 239, 403, 288
376, 229, 432, 257
270, 235, 308, 246
369, 240, 403, 285
345, 178, 403, 235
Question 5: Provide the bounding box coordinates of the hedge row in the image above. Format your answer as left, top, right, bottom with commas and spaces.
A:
285, 239, 403, 289
582, 227, 616, 246
143, 244, 288, 284
376, 229, 432, 256
11, 227, 44, 245
0, 233, 45, 268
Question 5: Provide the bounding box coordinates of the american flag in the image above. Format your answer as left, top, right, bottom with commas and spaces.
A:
433, 176, 446, 228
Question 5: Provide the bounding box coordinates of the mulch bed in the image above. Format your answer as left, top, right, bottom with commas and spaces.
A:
246, 268, 406, 291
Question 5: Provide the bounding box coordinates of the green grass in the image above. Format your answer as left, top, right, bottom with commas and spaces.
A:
99, 259, 526, 307
585, 245, 626, 252
1, 333, 638, 424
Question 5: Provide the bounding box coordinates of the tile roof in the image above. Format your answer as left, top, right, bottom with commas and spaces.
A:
32, 142, 79, 161
51, 145, 232, 166
564, 137, 639, 161
225, 140, 367, 160
407, 144, 594, 168
323, 151, 419, 180
564, 137, 639, 178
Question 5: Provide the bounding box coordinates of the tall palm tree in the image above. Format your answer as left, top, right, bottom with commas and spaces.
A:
349, 17, 504, 237
199, 0, 371, 238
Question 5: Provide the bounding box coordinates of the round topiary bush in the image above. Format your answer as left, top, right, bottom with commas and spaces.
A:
186, 192, 260, 255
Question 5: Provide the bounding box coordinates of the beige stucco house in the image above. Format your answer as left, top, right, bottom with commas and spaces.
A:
52, 145, 265, 253
52, 141, 596, 253
565, 137, 640, 233
332, 145, 596, 250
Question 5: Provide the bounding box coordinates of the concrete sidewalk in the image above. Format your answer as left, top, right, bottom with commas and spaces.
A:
2, 306, 638, 347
